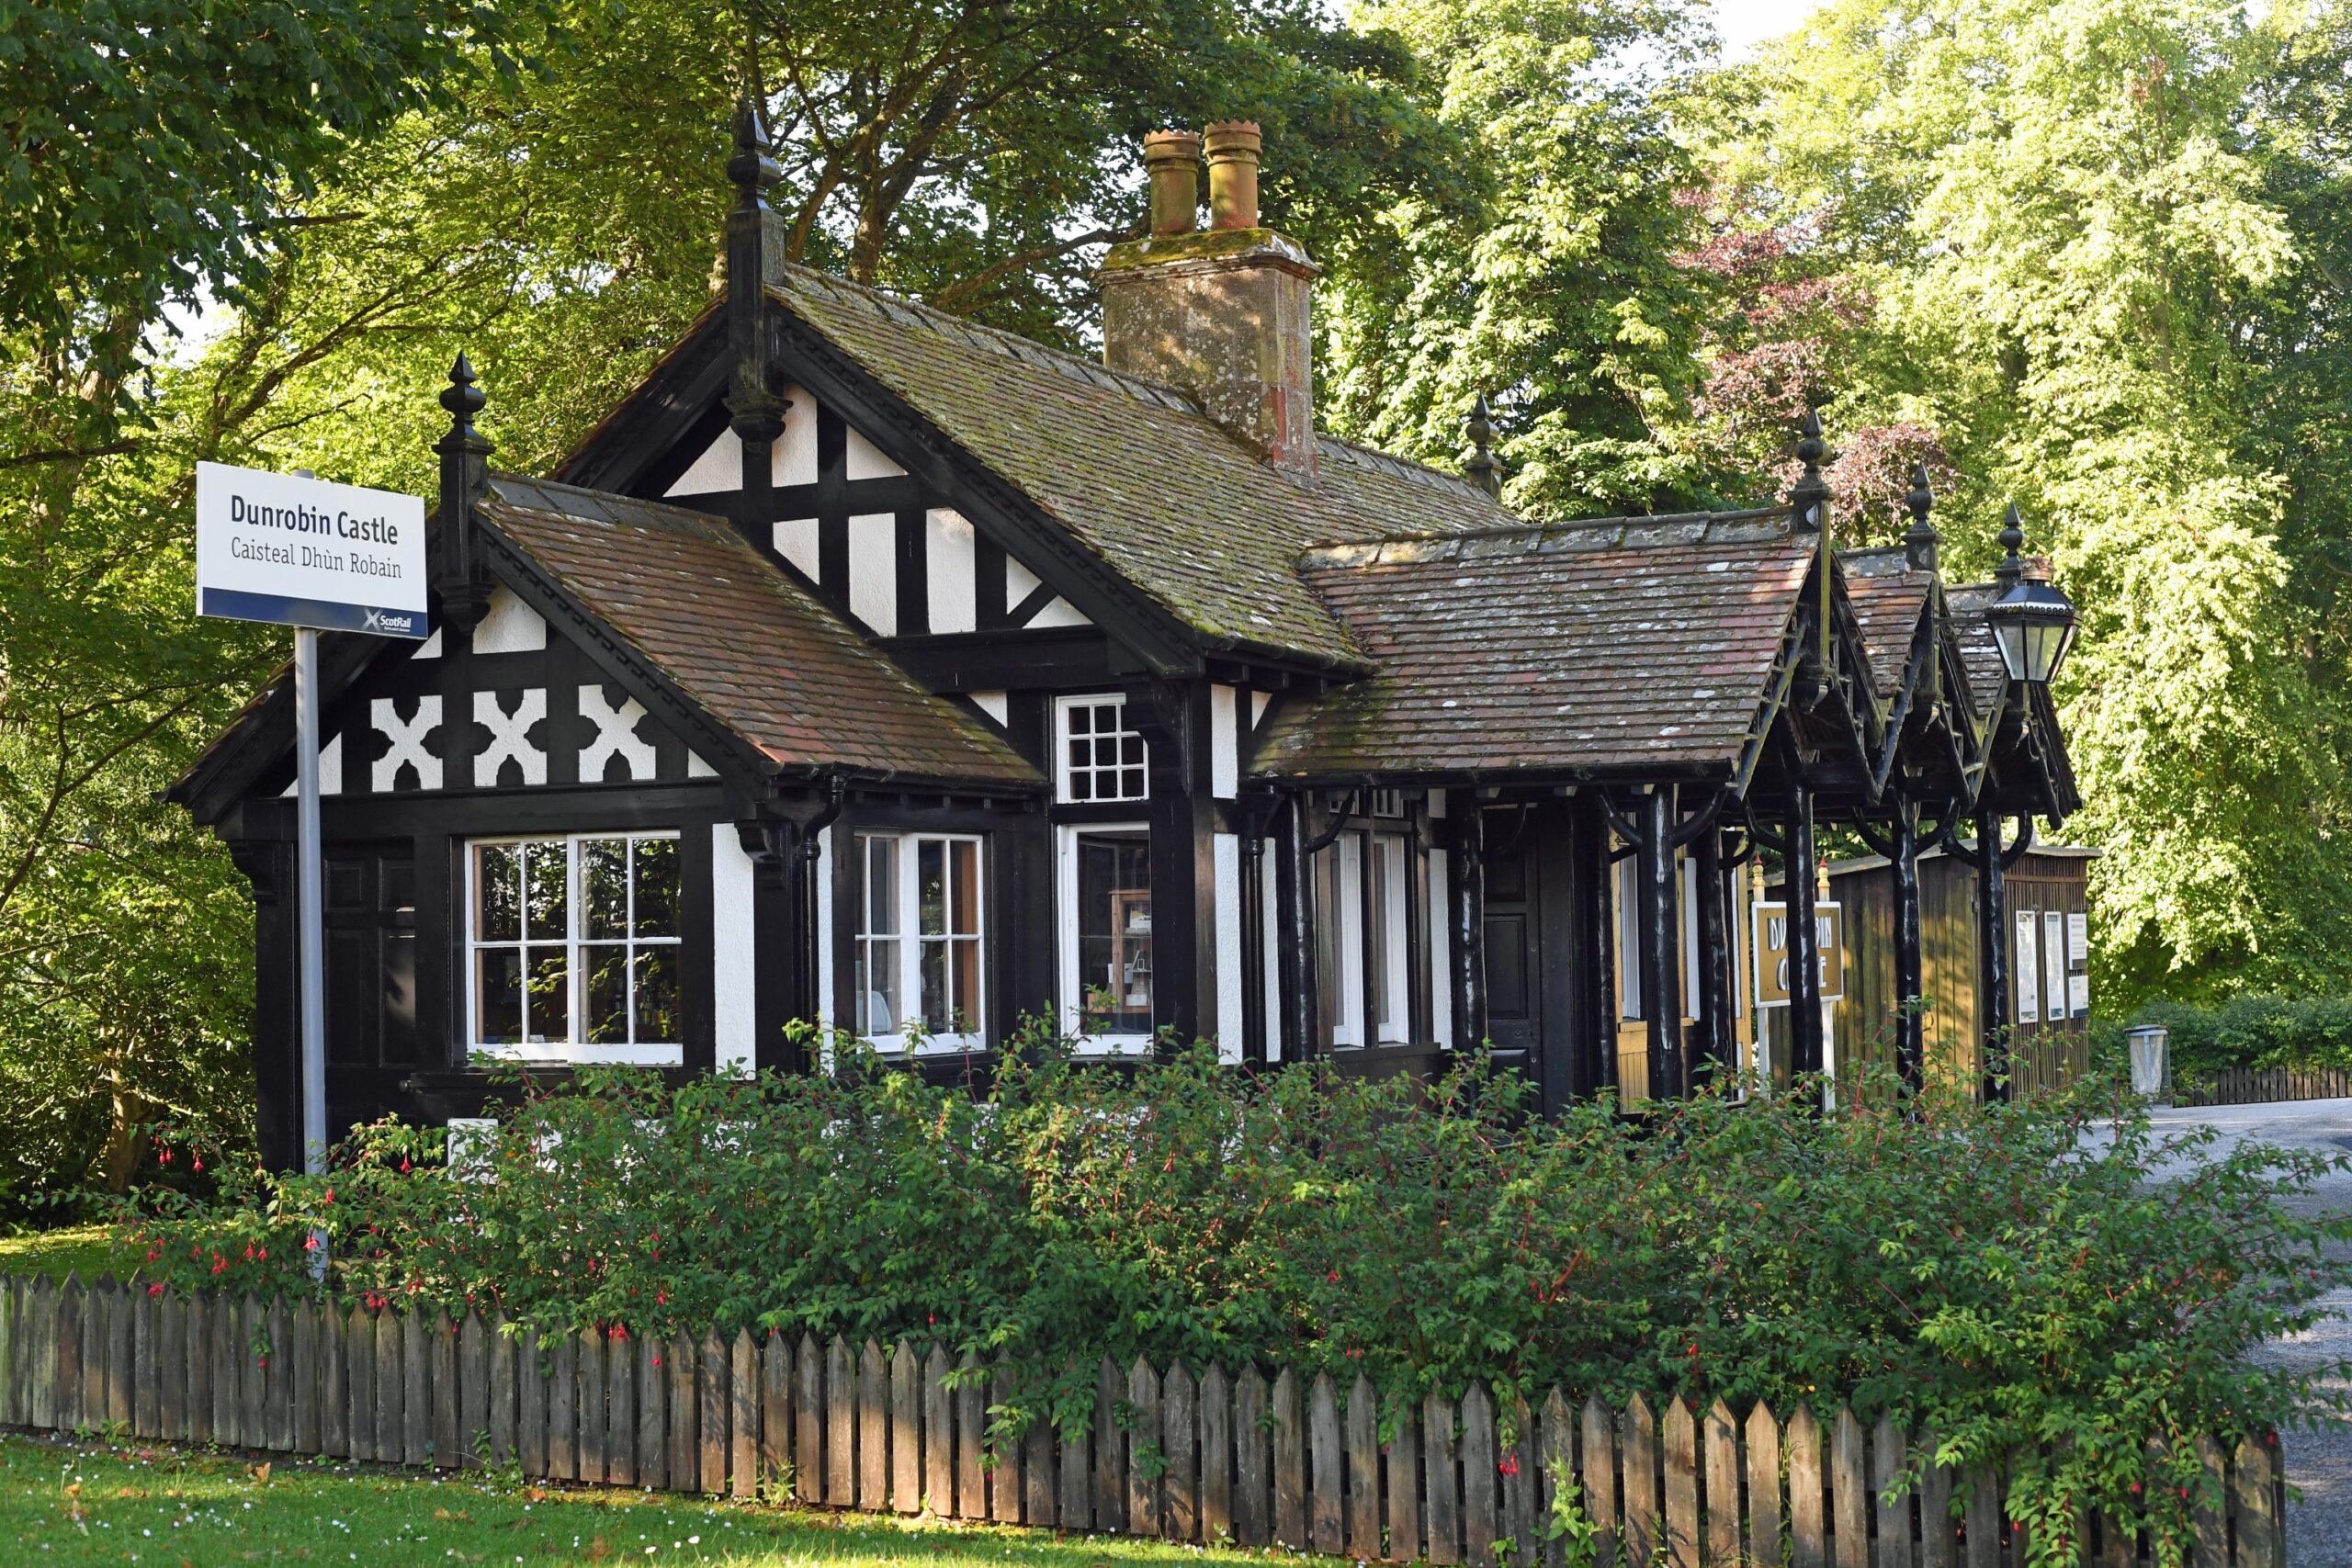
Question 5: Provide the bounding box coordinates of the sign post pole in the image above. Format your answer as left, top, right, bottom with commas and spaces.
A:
193, 459, 427, 1257
294, 623, 327, 1177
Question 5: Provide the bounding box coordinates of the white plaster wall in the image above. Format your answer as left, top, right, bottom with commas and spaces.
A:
712, 824, 758, 1073
471, 585, 548, 655
1215, 831, 1244, 1063
846, 427, 905, 479
773, 518, 820, 580
1261, 856, 1282, 1061
847, 513, 896, 634
1430, 846, 1454, 1048
1210, 685, 1238, 799
926, 509, 977, 633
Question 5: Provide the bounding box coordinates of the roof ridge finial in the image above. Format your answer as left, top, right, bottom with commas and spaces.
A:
1903, 459, 1938, 572
1996, 502, 2028, 588
1787, 407, 1830, 535
434, 352, 495, 634
729, 95, 781, 206
1465, 393, 1500, 499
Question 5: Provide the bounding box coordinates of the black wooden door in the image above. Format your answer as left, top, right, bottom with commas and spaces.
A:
323, 847, 418, 1068
1481, 808, 1542, 1059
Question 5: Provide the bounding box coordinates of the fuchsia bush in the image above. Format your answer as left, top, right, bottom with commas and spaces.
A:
100, 1033, 2351, 1557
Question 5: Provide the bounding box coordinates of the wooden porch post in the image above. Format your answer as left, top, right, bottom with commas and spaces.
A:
1693, 822, 1733, 1080
1889, 797, 1926, 1093
1638, 788, 1684, 1100
1451, 806, 1487, 1053
1782, 785, 1824, 1080
1577, 796, 1616, 1100
1975, 808, 2011, 1103
1277, 793, 1318, 1060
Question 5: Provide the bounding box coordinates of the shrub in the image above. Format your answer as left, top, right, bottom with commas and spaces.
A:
96, 1035, 2351, 1559
2111, 995, 2352, 1089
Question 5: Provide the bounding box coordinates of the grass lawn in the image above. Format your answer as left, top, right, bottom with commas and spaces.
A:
0, 1432, 1296, 1568
0, 1228, 130, 1285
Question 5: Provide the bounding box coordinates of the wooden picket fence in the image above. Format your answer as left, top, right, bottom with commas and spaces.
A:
2183, 1066, 2352, 1107
0, 1273, 2289, 1567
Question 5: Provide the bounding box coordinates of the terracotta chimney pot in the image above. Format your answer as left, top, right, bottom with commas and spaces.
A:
1204, 121, 1262, 231
1142, 130, 1202, 236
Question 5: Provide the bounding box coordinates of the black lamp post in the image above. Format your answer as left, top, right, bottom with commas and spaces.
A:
1986, 503, 2078, 685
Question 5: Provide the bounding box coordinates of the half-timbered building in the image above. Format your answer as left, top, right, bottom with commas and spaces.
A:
171, 113, 2083, 1165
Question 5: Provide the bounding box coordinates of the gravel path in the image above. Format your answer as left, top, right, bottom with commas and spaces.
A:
2146, 1099, 2352, 1562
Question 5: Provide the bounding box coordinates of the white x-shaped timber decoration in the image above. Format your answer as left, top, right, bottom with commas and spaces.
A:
370, 696, 443, 792
578, 684, 657, 783
472, 688, 547, 787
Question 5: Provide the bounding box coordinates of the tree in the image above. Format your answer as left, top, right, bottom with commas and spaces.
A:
1696, 0, 2352, 1002
1317, 0, 1721, 518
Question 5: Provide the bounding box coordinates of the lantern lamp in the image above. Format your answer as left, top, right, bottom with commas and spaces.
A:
1985, 503, 2077, 685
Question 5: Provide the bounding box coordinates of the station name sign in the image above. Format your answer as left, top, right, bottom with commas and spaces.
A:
1751, 901, 1844, 1008
195, 462, 428, 638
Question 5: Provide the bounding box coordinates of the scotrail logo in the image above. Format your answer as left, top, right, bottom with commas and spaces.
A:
362, 607, 418, 635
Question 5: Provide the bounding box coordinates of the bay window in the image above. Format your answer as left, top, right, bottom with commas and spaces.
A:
854, 832, 985, 1051
469, 833, 682, 1063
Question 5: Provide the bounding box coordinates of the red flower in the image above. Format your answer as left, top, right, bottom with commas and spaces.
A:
652, 1355, 664, 1368
192, 1156, 203, 1171
304, 1235, 320, 1252
147, 1283, 164, 1297
1326, 1270, 1339, 1284
400, 1157, 411, 1174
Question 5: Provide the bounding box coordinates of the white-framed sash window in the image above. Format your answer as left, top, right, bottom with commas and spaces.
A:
467, 833, 683, 1064
1055, 694, 1148, 803
1057, 823, 1154, 1053
854, 832, 986, 1052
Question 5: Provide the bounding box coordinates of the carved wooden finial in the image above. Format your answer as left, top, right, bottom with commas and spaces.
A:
434, 353, 495, 634
1787, 408, 1830, 535
1996, 502, 2028, 587
1464, 393, 1500, 498
1902, 459, 1938, 571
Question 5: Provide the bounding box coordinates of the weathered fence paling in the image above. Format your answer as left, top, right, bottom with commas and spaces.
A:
2185, 1066, 2352, 1107
0, 1273, 2289, 1567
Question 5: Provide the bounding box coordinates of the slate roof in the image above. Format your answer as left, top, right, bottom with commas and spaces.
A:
1943, 583, 2010, 723
766, 266, 1512, 670
1838, 548, 1935, 701
481, 477, 1040, 788
1251, 510, 1817, 783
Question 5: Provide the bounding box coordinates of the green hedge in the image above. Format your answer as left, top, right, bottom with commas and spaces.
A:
2105, 996, 2352, 1087
93, 1036, 2352, 1553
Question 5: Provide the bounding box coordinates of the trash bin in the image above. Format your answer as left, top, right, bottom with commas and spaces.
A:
2126, 1024, 2170, 1099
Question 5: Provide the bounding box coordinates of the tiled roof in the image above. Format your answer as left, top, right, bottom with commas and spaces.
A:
1251, 511, 1816, 782
1943, 583, 2009, 722
481, 476, 1040, 788
1838, 549, 1934, 701
767, 267, 1513, 669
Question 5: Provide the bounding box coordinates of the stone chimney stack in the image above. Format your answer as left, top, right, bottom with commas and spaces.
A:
1099, 122, 1321, 479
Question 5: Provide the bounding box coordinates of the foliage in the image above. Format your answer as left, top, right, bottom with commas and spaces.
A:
96, 1044, 2352, 1553
1317, 0, 1723, 518
0, 0, 539, 388
1688, 0, 2352, 1006
2106, 994, 2352, 1086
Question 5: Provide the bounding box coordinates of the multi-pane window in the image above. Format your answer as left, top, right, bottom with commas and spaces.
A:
1057, 695, 1147, 802
469, 834, 681, 1058
854, 832, 985, 1048
1074, 829, 1152, 1037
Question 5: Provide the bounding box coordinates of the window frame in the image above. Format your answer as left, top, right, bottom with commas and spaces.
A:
1053, 693, 1149, 805
463, 830, 685, 1066
851, 829, 988, 1055
1057, 820, 1155, 1055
